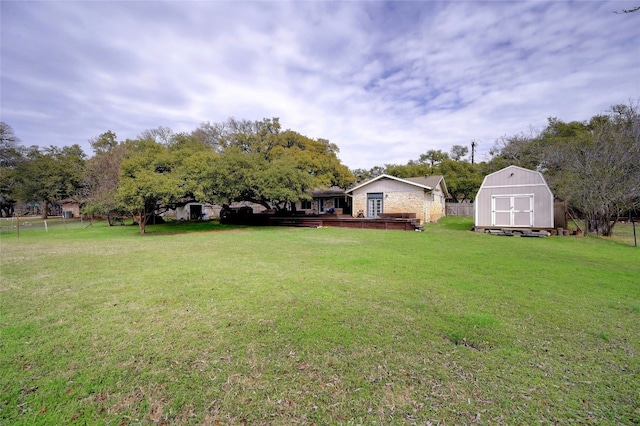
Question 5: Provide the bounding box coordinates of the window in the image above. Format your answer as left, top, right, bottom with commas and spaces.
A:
300, 200, 312, 210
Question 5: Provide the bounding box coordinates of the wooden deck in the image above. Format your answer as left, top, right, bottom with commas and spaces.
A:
268, 215, 422, 231
221, 213, 423, 231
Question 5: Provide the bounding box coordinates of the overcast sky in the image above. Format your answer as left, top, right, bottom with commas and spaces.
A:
1, 1, 639, 169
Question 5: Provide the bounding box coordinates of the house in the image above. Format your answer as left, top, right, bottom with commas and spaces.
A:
474, 165, 555, 231
346, 174, 449, 224
294, 187, 352, 215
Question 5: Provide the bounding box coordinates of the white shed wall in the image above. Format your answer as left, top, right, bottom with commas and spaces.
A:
475, 166, 554, 228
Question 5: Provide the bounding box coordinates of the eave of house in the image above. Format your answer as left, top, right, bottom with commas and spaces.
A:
311, 187, 348, 198
346, 173, 449, 198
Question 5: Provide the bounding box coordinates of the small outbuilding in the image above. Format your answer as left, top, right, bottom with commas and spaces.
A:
61, 199, 81, 218
174, 202, 216, 221
474, 165, 554, 231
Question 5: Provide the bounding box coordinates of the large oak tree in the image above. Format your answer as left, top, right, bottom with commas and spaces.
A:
192, 118, 354, 210
117, 138, 183, 234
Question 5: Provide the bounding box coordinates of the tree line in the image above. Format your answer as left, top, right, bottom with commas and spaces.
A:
1, 118, 353, 233
2, 102, 638, 235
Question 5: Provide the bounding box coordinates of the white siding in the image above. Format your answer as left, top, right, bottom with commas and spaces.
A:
475, 166, 554, 228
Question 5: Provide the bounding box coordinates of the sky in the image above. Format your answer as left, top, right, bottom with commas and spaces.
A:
1, 1, 639, 169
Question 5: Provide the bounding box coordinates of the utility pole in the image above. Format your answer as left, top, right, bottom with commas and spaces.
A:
471, 140, 478, 165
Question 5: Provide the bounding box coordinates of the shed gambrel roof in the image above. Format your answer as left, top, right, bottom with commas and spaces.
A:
483, 164, 541, 179
478, 165, 551, 191
347, 174, 449, 197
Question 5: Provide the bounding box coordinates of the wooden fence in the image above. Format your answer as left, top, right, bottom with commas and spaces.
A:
445, 203, 474, 217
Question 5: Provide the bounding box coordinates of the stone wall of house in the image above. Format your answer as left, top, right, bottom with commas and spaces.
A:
352, 193, 367, 218
352, 189, 427, 223
352, 186, 447, 223
384, 191, 426, 222
429, 190, 445, 221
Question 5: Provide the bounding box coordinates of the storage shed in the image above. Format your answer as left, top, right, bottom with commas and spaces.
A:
174, 202, 216, 221
474, 165, 554, 231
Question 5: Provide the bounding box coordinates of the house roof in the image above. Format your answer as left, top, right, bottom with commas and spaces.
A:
311, 186, 348, 198
347, 174, 449, 197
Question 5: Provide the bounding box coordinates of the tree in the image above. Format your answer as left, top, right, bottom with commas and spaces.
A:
192, 117, 276, 153
488, 131, 541, 171
138, 126, 175, 145
542, 105, 640, 235
418, 149, 449, 167
116, 139, 182, 234
449, 145, 469, 161
191, 118, 354, 210
167, 132, 219, 205
385, 160, 431, 179
351, 166, 385, 183
83, 131, 130, 223
437, 159, 484, 202
14, 145, 86, 218
0, 123, 24, 217
109, 130, 218, 232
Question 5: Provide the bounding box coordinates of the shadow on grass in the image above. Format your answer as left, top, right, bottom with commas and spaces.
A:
433, 216, 475, 231
143, 217, 479, 236
143, 220, 248, 235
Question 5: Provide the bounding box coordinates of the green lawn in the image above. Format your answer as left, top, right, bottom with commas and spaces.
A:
1, 217, 639, 425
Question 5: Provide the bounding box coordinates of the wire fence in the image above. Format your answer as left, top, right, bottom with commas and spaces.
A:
606, 221, 638, 247
0, 216, 94, 236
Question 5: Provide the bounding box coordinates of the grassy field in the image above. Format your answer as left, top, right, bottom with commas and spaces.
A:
1, 217, 639, 425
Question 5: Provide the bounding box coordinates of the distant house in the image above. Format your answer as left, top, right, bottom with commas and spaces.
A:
346, 174, 449, 224
474, 165, 556, 230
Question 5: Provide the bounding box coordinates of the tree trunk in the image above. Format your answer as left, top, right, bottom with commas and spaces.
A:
600, 216, 617, 237
137, 212, 146, 234
41, 199, 49, 219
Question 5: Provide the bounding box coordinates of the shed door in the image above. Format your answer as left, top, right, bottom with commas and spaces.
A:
190, 204, 202, 220
491, 195, 533, 227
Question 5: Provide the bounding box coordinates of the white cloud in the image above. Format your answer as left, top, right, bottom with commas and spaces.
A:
1, 1, 638, 169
